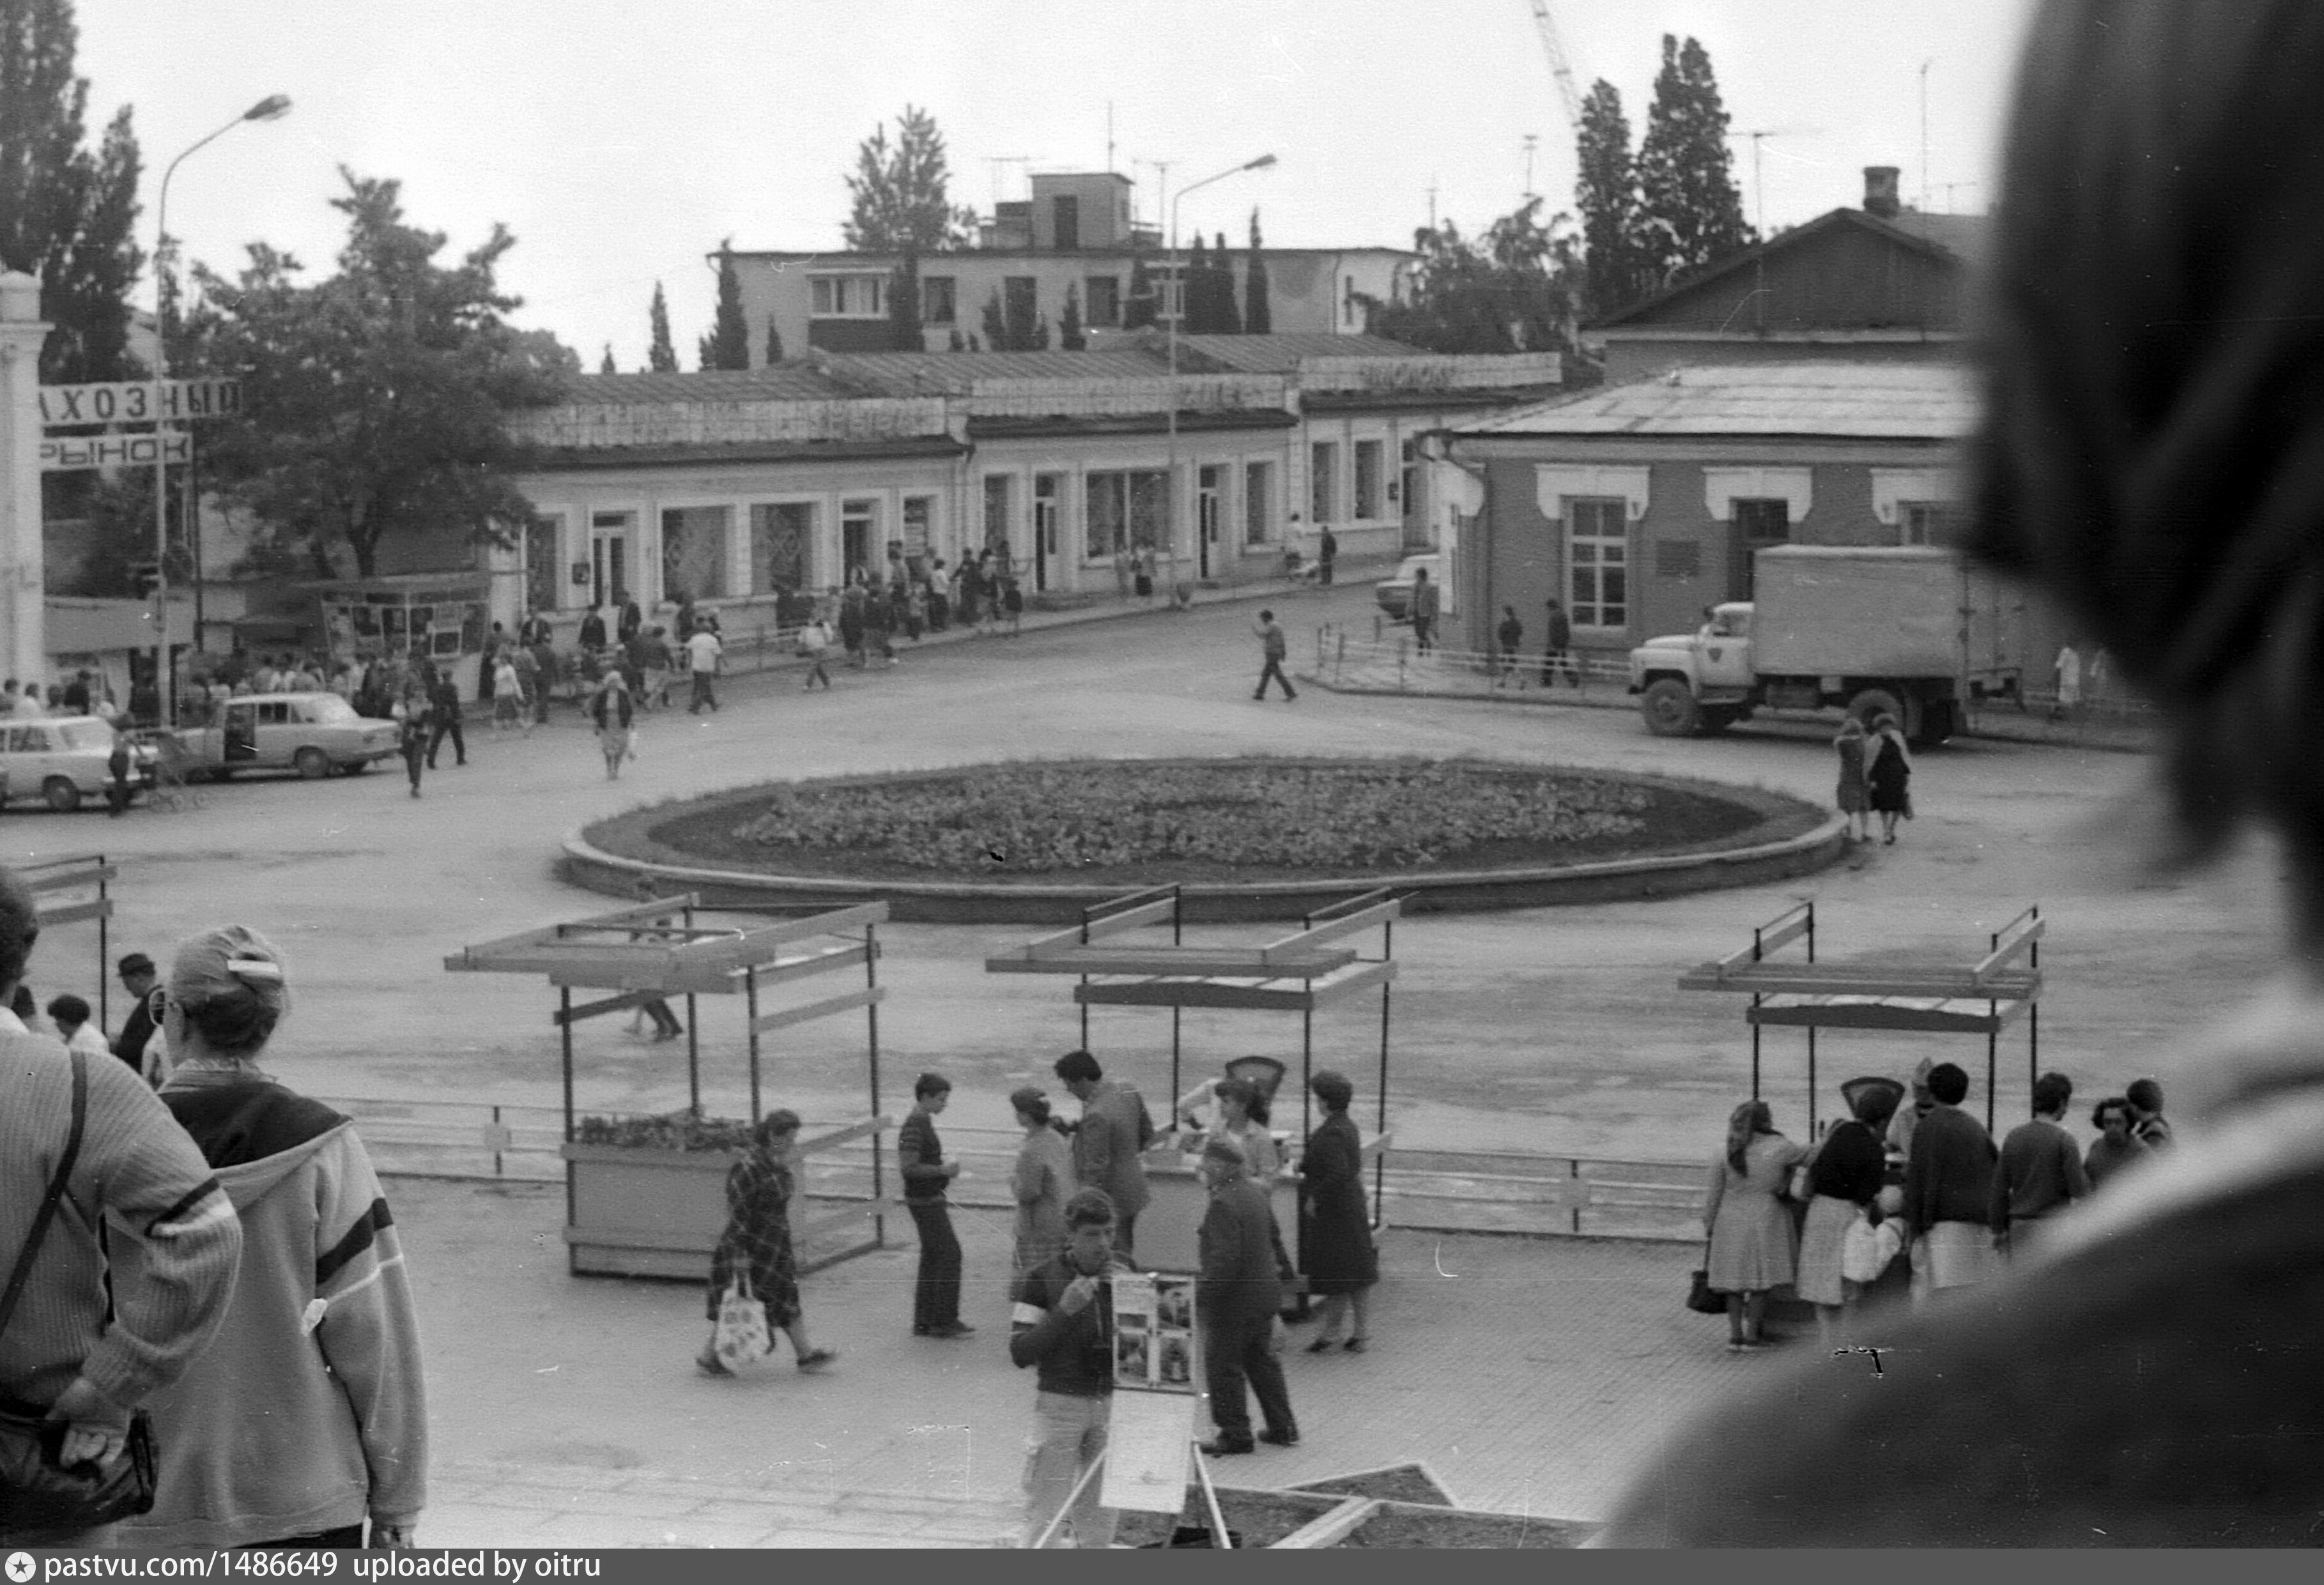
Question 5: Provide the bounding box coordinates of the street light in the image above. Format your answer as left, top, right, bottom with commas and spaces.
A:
1163, 153, 1274, 599
151, 94, 291, 724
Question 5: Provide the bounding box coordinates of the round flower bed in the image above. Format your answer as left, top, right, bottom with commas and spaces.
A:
620, 757, 1791, 887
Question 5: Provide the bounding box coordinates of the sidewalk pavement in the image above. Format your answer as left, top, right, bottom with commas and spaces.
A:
400, 1174, 1766, 1548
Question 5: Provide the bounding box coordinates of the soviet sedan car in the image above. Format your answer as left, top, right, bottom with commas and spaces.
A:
1373, 552, 1444, 622
171, 692, 402, 779
0, 715, 153, 811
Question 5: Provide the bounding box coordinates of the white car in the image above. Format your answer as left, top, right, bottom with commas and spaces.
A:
1374, 553, 1445, 622
0, 715, 153, 812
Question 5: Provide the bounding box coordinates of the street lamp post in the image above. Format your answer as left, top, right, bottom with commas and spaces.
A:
1163, 154, 1274, 602
151, 93, 290, 725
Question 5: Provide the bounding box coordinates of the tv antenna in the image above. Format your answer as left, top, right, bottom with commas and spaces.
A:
1521, 134, 1539, 202
1727, 127, 1823, 236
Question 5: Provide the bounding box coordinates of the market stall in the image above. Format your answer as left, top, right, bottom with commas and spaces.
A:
307, 572, 494, 698
444, 894, 891, 1278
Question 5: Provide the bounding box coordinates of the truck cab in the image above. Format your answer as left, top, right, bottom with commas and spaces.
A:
1628, 602, 1757, 736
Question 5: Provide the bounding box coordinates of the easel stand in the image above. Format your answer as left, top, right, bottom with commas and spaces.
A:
1029, 1441, 1232, 1551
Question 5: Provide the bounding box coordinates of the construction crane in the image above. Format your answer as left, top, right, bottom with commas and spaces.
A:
1525, 0, 1584, 130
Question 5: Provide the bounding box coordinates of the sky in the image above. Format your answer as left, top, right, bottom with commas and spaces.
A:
74, 1, 2042, 372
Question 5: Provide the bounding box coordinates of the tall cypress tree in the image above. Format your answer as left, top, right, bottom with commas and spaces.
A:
647, 281, 678, 371
705, 243, 750, 368
763, 316, 783, 364
1575, 79, 1652, 316
887, 255, 921, 351
1059, 284, 1085, 351
1213, 231, 1241, 335
1124, 256, 1157, 329
980, 289, 1008, 351
1243, 210, 1272, 334
599, 344, 615, 374
1183, 234, 1211, 333
1635, 34, 1753, 285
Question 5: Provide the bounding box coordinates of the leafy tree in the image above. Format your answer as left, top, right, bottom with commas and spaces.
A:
842, 105, 976, 253
599, 343, 615, 373
705, 242, 750, 369
181, 169, 572, 579
1123, 256, 1157, 330
646, 280, 677, 371
763, 316, 783, 364
1243, 210, 1271, 334
1059, 284, 1084, 351
887, 256, 920, 351
1635, 34, 1753, 285
1212, 231, 1241, 334
0, 0, 144, 383
1575, 79, 1652, 317
980, 289, 1007, 351
1366, 197, 1591, 365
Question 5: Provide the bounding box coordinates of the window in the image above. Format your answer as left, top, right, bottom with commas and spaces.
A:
1033, 473, 1063, 557
8, 726, 48, 752
902, 494, 934, 556
1244, 461, 1273, 544
983, 475, 1015, 555
1085, 276, 1120, 326
1084, 470, 1169, 559
921, 276, 956, 325
810, 275, 886, 317
1566, 497, 1628, 631
750, 503, 814, 593
1899, 502, 1961, 547
1004, 276, 1037, 332
661, 505, 730, 601
258, 701, 291, 726
1400, 441, 1418, 520
1310, 442, 1339, 523
1353, 440, 1385, 520
1734, 498, 1790, 544
525, 515, 562, 616
841, 498, 878, 581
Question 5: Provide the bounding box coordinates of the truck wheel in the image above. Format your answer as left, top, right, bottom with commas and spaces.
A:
1846, 687, 1919, 740
293, 747, 331, 780
42, 777, 81, 813
1641, 679, 1702, 737
1914, 700, 1957, 747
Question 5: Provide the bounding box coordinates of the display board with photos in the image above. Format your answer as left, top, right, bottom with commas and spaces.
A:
1112, 1273, 1197, 1394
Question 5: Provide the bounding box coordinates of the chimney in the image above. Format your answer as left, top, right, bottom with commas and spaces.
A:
1863, 165, 1902, 219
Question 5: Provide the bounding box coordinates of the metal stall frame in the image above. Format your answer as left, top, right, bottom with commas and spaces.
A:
987, 885, 1401, 1240
23, 854, 117, 1027
1681, 901, 2045, 1133
445, 894, 891, 1276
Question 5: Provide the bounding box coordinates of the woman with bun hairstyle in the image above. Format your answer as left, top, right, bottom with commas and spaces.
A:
121, 926, 427, 1549
1009, 1087, 1073, 1296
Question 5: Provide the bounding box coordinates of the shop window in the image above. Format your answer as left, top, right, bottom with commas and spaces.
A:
1311, 442, 1339, 523
1354, 440, 1385, 520
750, 502, 814, 593
1084, 470, 1169, 559
661, 505, 730, 601
1244, 461, 1273, 544
1566, 497, 1628, 631
841, 498, 878, 581
902, 494, 934, 556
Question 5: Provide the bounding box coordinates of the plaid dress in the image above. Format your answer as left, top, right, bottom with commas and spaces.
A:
705, 1148, 801, 1324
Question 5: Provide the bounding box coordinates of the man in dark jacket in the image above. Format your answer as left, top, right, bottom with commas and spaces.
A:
897, 1072, 969, 1338
576, 607, 608, 653
614, 589, 643, 646
1055, 1050, 1153, 1258
112, 952, 160, 1076
1990, 1070, 2090, 1256
1541, 598, 1579, 687
1902, 1061, 1999, 1299
1196, 1137, 1297, 1455
1010, 1189, 1132, 1547
424, 671, 465, 769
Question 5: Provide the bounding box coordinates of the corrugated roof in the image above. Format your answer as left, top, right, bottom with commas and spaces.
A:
1451, 362, 1976, 440
563, 367, 858, 404
1173, 333, 1429, 372
819, 349, 1178, 392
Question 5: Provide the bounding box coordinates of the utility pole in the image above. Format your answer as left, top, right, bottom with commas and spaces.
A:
1920, 59, 1934, 213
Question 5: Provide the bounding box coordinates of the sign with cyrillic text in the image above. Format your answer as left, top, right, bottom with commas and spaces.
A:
38, 378, 241, 426
40, 432, 194, 471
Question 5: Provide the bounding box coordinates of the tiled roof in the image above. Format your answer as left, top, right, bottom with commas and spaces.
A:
562, 367, 858, 404
819, 349, 1175, 392
1451, 362, 1976, 440
1173, 333, 1430, 372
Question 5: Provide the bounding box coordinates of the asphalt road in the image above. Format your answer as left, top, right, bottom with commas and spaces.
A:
6, 578, 2286, 1162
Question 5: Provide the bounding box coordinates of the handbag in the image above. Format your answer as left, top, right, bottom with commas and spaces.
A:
1, 1049, 160, 1535
711, 1275, 773, 1372
1842, 1211, 1900, 1284
1686, 1241, 1727, 1314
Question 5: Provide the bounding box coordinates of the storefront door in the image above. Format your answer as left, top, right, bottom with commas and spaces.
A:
589, 512, 631, 609
1197, 467, 1222, 580
1033, 473, 1061, 593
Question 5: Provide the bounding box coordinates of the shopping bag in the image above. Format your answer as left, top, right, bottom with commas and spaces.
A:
712, 1278, 773, 1370
1686, 1240, 1727, 1313
1841, 1213, 1897, 1283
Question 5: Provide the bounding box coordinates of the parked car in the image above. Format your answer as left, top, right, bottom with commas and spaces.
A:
1374, 553, 1445, 622
0, 715, 152, 811
169, 692, 401, 779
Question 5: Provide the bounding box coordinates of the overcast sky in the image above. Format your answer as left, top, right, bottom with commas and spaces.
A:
76, 1, 2040, 371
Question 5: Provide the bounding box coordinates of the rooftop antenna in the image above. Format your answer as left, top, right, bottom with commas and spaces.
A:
1106, 102, 1114, 173
1937, 180, 1981, 214
1919, 59, 1934, 213
1426, 174, 1438, 232
1727, 127, 1822, 236
1134, 157, 1173, 231
1521, 134, 1539, 202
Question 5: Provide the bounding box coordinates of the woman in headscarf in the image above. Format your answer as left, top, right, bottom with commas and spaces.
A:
1865, 712, 1912, 845
1833, 716, 1872, 843
1701, 1100, 1804, 1353
1008, 1087, 1072, 1298
1792, 1090, 1891, 1347
698, 1110, 834, 1376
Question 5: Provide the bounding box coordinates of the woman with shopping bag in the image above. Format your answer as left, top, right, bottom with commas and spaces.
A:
698, 1111, 835, 1375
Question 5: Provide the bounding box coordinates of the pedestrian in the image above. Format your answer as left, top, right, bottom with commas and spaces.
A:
865, 581, 898, 664
1054, 1049, 1153, 1259
1494, 606, 1524, 688
1202, 1075, 1281, 1177
1001, 573, 1024, 637
1702, 1099, 1804, 1352
1297, 1069, 1377, 1354
1195, 1137, 1298, 1456
396, 691, 429, 799
475, 638, 497, 707
642, 625, 673, 708
926, 562, 951, 632
1317, 526, 1337, 586
838, 579, 868, 668
1990, 1071, 2091, 1259
697, 1110, 835, 1377
590, 671, 635, 779
2051, 642, 2082, 720
1009, 1087, 1073, 1298
903, 578, 927, 641
0, 870, 243, 1553
576, 606, 607, 655
518, 610, 551, 650
1112, 546, 1132, 602
615, 588, 643, 647
2124, 1077, 2173, 1149
898, 1073, 970, 1338
63, 670, 91, 714
45, 992, 111, 1063
1886, 1056, 1935, 1162
1539, 598, 1578, 687
684, 621, 722, 712
424, 670, 465, 769
2082, 1097, 2150, 1192
1900, 1062, 1997, 1302
491, 652, 524, 733
528, 635, 557, 724
1252, 608, 1297, 701
797, 613, 835, 690
105, 730, 134, 817
1833, 717, 1872, 842
1865, 712, 1911, 844
509, 644, 541, 735
1133, 547, 1154, 604
1010, 1188, 1132, 1549
1410, 567, 1439, 654
111, 951, 161, 1081
1792, 1089, 1889, 1349
124, 926, 426, 1549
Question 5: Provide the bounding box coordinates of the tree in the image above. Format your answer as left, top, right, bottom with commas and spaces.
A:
599, 344, 615, 374
887, 256, 921, 351
763, 316, 783, 364
1003, 282, 1036, 351
1212, 232, 1241, 335
705, 242, 750, 369
182, 169, 572, 579
1574, 79, 1652, 318
980, 289, 1007, 351
1366, 197, 1591, 364
1059, 284, 1085, 351
1031, 313, 1050, 351
1244, 210, 1272, 335
1635, 34, 1753, 286
1124, 256, 1157, 329
646, 281, 678, 371
842, 105, 976, 253
1183, 235, 1211, 333
0, 0, 144, 384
